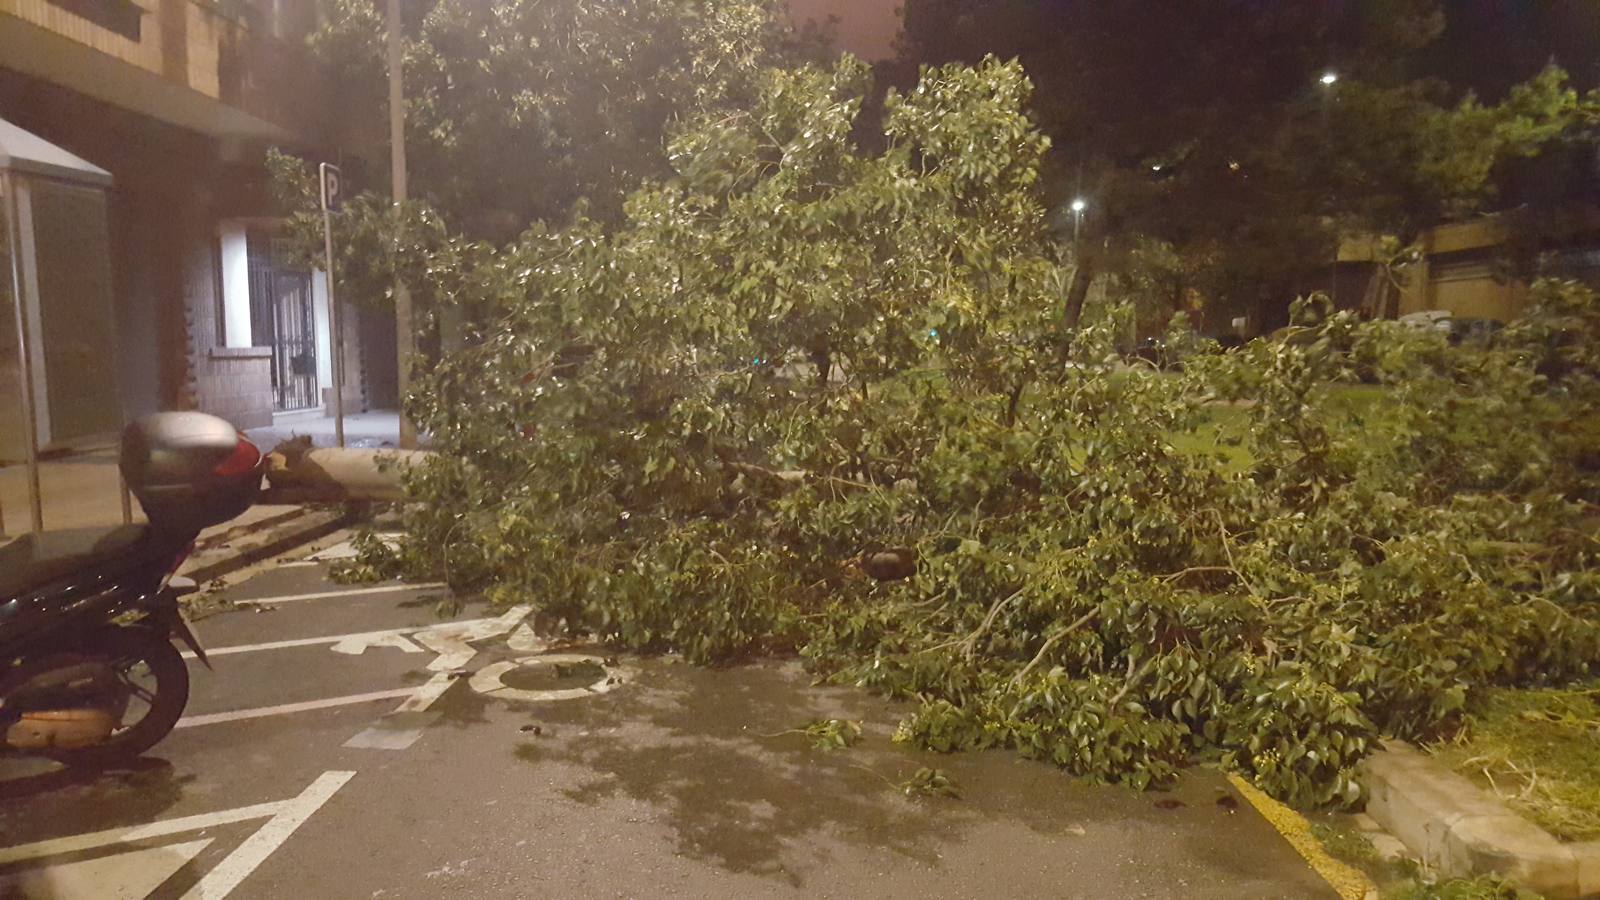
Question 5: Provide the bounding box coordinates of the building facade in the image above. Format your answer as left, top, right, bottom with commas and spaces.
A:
1338, 217, 1600, 325
0, 0, 378, 452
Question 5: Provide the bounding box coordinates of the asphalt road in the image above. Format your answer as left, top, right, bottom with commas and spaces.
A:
0, 535, 1339, 899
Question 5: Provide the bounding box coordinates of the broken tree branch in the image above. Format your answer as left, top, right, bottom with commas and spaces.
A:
1009, 606, 1099, 686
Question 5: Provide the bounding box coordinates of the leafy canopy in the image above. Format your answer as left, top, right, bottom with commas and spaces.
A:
356, 57, 1600, 809
306, 0, 823, 238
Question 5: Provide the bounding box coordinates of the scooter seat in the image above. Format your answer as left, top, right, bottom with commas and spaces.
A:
0, 525, 151, 599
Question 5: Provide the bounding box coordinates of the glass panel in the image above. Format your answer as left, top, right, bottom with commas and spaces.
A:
30, 179, 122, 444
0, 177, 23, 463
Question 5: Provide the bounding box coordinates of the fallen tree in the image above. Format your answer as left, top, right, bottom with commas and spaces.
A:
346, 58, 1600, 808
259, 440, 429, 504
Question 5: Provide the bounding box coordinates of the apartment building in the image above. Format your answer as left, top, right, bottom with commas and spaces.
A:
0, 0, 384, 459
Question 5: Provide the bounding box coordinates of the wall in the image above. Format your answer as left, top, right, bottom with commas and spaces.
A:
0, 0, 327, 142
185, 232, 271, 429
1343, 219, 1535, 323
217, 222, 252, 347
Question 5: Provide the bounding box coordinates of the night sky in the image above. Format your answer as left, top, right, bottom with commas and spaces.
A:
787, 0, 902, 61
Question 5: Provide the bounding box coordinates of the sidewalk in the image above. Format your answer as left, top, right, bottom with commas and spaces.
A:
0, 447, 296, 541
245, 411, 405, 451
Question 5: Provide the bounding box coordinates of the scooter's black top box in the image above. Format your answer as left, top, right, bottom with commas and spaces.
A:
120, 412, 263, 535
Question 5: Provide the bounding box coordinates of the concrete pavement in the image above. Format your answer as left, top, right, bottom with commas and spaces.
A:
0, 540, 1342, 898
0, 445, 300, 540
245, 410, 407, 450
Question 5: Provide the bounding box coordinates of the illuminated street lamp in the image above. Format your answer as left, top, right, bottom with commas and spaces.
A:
1320, 71, 1339, 87
1070, 197, 1087, 243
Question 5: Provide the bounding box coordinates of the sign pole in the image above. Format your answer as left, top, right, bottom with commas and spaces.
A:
3, 171, 43, 534
389, 0, 417, 450
320, 163, 346, 449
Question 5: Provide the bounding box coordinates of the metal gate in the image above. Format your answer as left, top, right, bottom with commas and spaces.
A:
247, 234, 318, 412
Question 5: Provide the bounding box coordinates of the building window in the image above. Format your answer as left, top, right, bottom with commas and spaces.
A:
46, 0, 144, 42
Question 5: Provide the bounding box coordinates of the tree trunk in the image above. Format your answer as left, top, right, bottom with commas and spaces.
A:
1059, 253, 1098, 359
259, 445, 431, 504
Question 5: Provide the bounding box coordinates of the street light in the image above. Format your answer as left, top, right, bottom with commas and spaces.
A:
1319, 71, 1340, 296
1070, 197, 1087, 243
1070, 198, 1087, 213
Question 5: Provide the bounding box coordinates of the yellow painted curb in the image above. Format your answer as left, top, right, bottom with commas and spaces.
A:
1226, 773, 1378, 900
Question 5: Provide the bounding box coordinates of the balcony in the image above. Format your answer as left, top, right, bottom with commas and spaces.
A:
0, 0, 329, 143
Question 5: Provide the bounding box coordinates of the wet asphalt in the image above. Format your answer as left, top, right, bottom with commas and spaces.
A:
0, 538, 1336, 899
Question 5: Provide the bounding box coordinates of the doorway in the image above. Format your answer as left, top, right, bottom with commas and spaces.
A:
246, 232, 317, 412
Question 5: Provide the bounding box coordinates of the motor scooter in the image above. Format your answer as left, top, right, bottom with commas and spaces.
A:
0, 412, 264, 767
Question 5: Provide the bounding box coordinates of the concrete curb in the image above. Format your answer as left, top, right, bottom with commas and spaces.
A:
1359, 740, 1600, 898
181, 506, 361, 584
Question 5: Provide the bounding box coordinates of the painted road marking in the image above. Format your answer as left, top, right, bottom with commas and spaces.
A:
469, 654, 633, 703
395, 672, 458, 713
180, 771, 355, 899
343, 606, 534, 750
0, 773, 353, 900
0, 838, 212, 899
180, 615, 517, 661
231, 583, 447, 606
1226, 773, 1377, 900
0, 801, 283, 866
181, 626, 418, 660
0, 771, 350, 864
331, 631, 424, 655
412, 605, 532, 672
175, 690, 416, 729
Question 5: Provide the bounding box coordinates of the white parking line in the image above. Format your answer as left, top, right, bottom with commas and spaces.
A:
180, 771, 355, 899
181, 626, 421, 660
175, 690, 417, 728
1, 838, 214, 899
231, 583, 448, 606
0, 799, 284, 865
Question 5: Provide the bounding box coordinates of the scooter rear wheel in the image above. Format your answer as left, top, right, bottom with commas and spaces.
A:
42, 628, 190, 769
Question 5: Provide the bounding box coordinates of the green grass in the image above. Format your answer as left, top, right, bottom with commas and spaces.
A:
1430, 683, 1600, 842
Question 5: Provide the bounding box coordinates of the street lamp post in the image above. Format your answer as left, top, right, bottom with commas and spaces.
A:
1320, 71, 1339, 298
1070, 197, 1087, 244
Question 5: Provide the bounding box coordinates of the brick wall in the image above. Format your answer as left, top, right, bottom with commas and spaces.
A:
196, 346, 272, 428
183, 235, 273, 429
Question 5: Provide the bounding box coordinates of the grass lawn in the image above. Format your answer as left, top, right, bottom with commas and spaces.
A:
1430, 683, 1600, 842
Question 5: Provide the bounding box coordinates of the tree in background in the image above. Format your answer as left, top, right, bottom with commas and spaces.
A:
895, 0, 1600, 331
305, 0, 828, 241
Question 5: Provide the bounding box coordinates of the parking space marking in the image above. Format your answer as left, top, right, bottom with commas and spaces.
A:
0, 772, 355, 900
232, 583, 447, 606
180, 771, 354, 900
176, 690, 417, 729
182, 626, 419, 660
183, 614, 521, 661
1, 838, 213, 900
0, 802, 280, 867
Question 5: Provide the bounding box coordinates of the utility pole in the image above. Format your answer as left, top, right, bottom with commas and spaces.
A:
389, 0, 418, 449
